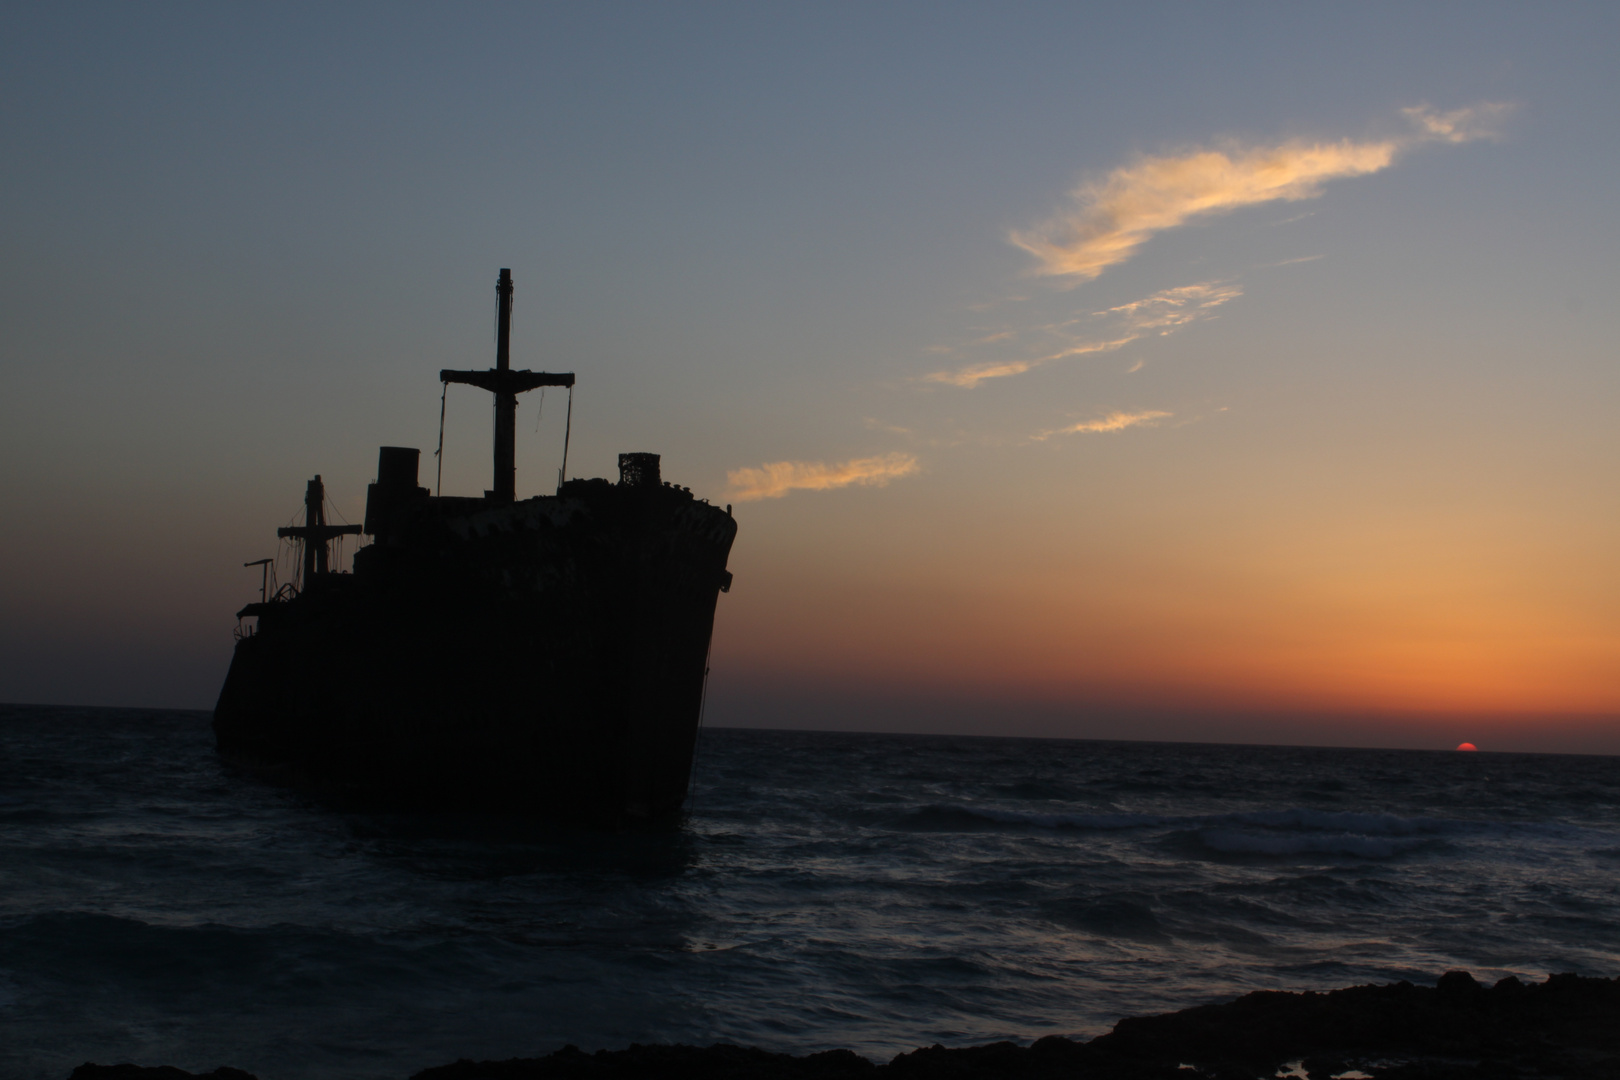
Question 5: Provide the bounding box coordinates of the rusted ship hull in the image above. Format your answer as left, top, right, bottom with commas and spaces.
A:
214, 467, 736, 821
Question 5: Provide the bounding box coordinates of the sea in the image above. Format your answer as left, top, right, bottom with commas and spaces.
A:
2, 705, 1618, 1080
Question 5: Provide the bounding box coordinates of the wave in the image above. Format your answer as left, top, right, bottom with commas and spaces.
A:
1222, 808, 1449, 836
895, 805, 1170, 831
1195, 828, 1428, 858
890, 803, 1619, 859
1045, 898, 1170, 942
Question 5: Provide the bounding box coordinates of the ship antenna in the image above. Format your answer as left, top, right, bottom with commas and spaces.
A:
243, 558, 273, 603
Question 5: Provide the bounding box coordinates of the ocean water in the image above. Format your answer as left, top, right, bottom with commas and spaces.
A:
2, 705, 1619, 1080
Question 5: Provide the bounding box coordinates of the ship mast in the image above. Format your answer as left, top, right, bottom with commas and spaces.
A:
278, 476, 362, 584
440, 269, 575, 503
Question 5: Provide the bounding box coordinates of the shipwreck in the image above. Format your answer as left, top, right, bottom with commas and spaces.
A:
213, 269, 737, 822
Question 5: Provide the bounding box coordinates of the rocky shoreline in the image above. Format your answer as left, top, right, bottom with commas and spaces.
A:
68, 971, 1620, 1080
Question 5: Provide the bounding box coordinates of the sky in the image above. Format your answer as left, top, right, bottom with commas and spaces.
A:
3, 2, 1619, 753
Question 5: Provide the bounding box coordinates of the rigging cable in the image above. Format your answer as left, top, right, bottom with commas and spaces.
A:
435, 381, 448, 497
324, 495, 366, 558
558, 385, 573, 490
282, 507, 302, 593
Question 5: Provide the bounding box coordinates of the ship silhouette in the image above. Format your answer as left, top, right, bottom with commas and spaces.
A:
213, 270, 737, 822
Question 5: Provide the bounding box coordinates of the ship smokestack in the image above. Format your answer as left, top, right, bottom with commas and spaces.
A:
364, 446, 422, 539
618, 452, 661, 488
376, 446, 420, 491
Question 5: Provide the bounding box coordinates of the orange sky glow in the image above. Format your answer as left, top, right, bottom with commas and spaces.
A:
3, 6, 1619, 755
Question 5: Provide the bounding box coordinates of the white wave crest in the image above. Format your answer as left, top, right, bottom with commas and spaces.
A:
909, 805, 1169, 830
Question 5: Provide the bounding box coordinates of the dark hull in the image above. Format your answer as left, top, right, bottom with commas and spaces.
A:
214, 476, 736, 822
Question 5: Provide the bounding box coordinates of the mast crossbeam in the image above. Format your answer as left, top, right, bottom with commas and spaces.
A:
276, 475, 361, 581
437, 269, 574, 503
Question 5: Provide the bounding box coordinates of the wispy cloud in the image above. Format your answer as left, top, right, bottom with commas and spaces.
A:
1258, 254, 1325, 268
927, 337, 1134, 389
1010, 103, 1511, 284
1402, 102, 1514, 143
1035, 409, 1172, 439
1099, 281, 1243, 331
727, 452, 920, 501
926, 281, 1240, 388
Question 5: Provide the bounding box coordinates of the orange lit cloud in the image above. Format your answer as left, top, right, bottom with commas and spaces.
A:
1011, 104, 1510, 283
1036, 409, 1171, 438
727, 452, 920, 501
1012, 140, 1396, 282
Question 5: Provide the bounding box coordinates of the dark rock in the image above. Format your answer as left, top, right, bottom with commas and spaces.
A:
410, 1042, 878, 1080
1089, 970, 1620, 1078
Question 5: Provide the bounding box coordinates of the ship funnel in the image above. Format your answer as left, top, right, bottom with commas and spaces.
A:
364, 446, 423, 537
376, 446, 420, 491
618, 452, 661, 488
